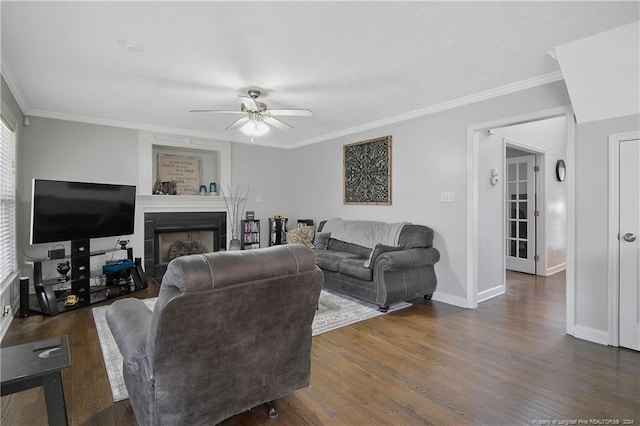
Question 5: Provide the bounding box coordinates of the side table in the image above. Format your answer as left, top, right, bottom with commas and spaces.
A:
1, 335, 71, 426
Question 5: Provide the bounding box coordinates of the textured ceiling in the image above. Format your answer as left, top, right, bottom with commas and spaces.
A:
1, 1, 638, 147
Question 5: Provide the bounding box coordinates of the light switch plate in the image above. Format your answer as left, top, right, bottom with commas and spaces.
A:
441, 191, 455, 203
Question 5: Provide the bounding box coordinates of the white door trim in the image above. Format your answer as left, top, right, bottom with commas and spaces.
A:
607, 131, 640, 347
466, 106, 575, 338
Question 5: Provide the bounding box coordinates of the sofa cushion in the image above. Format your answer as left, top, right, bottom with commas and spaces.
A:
286, 226, 315, 248
314, 250, 362, 272
398, 225, 434, 249
327, 239, 371, 258
338, 258, 374, 281
313, 232, 331, 250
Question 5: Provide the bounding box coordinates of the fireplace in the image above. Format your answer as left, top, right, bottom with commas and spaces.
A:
144, 212, 227, 283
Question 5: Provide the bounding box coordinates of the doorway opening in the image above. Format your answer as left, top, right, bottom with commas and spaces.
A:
467, 107, 574, 334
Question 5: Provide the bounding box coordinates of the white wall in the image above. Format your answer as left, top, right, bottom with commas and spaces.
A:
289, 81, 572, 305
477, 115, 569, 296
574, 114, 640, 341
229, 142, 292, 247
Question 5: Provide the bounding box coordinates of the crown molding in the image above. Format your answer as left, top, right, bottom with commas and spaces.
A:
288, 71, 564, 149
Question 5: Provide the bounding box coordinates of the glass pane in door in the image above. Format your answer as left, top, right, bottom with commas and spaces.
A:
510, 221, 517, 238
519, 221, 527, 239
519, 182, 527, 198
519, 202, 527, 219
519, 241, 527, 258
518, 162, 527, 180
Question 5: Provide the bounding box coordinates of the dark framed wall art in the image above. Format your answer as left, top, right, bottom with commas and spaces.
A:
343, 135, 392, 205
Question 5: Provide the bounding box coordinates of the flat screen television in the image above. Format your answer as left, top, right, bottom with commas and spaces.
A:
30, 179, 137, 244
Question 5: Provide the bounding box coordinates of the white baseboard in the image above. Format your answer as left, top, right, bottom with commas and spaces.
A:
431, 291, 469, 308
573, 324, 609, 346
545, 262, 566, 276
477, 285, 506, 303
0, 274, 17, 343
0, 310, 13, 343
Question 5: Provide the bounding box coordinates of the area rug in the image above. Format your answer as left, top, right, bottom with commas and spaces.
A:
92, 290, 410, 402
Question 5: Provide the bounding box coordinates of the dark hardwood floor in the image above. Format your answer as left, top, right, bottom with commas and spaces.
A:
2, 271, 639, 425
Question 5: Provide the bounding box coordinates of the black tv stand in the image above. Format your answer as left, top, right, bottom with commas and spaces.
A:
32, 240, 147, 316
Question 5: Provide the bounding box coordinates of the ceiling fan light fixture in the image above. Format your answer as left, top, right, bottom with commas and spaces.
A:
240, 120, 270, 137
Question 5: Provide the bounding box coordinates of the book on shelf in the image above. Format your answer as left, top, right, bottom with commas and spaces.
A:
243, 220, 259, 232
244, 234, 259, 244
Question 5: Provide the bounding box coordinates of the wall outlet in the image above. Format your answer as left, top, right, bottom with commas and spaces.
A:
440, 191, 455, 203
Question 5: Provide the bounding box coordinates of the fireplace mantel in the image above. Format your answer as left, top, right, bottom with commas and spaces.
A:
137, 194, 227, 213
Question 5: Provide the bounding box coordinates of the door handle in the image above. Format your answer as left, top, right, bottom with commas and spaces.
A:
623, 233, 637, 242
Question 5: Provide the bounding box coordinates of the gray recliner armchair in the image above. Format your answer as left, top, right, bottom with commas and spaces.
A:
106, 245, 323, 425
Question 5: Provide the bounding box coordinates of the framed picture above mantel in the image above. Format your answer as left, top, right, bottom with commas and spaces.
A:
343, 135, 392, 205
157, 154, 202, 195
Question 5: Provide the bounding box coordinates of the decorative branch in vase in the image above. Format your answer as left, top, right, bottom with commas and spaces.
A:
220, 185, 249, 250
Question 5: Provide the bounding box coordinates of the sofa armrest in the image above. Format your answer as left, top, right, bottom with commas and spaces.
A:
375, 247, 440, 271
106, 298, 153, 376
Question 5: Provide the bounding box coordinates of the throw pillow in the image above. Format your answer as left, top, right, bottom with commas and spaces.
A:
313, 232, 331, 250
286, 226, 315, 248
364, 243, 404, 268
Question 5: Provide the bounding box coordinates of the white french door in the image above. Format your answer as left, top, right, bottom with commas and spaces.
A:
505, 155, 536, 274
619, 138, 640, 351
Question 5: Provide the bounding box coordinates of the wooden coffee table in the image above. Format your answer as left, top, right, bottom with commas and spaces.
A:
1, 335, 71, 426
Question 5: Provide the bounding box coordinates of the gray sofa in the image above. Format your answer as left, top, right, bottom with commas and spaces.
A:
314, 219, 440, 311
106, 245, 323, 425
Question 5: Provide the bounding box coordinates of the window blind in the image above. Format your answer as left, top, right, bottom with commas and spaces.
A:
0, 114, 17, 286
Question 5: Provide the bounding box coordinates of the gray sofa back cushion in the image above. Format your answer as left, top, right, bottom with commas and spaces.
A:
320, 221, 434, 251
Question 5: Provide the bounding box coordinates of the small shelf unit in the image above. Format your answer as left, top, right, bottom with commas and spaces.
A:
269, 218, 288, 246
240, 219, 261, 250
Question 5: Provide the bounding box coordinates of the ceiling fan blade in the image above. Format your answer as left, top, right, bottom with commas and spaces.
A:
267, 109, 313, 117
239, 95, 258, 111
225, 116, 250, 131
263, 116, 293, 131
190, 109, 245, 114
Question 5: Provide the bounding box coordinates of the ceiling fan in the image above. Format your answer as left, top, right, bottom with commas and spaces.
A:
190, 89, 312, 141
